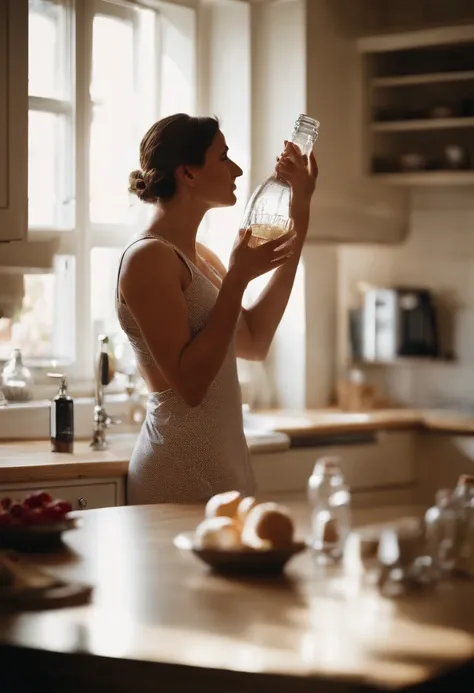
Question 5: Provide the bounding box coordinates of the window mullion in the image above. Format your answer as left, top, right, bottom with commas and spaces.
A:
28, 95, 72, 115
72, 0, 94, 381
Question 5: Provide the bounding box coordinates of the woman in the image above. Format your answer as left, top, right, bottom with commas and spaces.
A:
118, 113, 318, 504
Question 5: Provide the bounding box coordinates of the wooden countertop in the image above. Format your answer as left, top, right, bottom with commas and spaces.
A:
0, 431, 290, 485
247, 408, 474, 437
1, 498, 474, 692
2, 408, 474, 486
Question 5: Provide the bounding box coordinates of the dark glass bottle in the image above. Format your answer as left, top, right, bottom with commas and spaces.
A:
48, 373, 74, 453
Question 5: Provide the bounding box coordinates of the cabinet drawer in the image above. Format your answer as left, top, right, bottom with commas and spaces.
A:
0, 481, 118, 510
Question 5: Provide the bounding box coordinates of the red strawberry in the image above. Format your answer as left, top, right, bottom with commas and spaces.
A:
9, 502, 26, 519
0, 497, 12, 511
37, 491, 53, 506
40, 505, 64, 524
22, 508, 44, 526
52, 500, 72, 515
0, 511, 12, 527
23, 494, 43, 509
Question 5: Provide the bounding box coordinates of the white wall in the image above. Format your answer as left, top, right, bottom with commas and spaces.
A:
197, 0, 251, 262
338, 190, 474, 409
250, 0, 308, 408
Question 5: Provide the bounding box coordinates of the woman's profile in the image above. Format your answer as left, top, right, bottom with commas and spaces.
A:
117, 113, 318, 504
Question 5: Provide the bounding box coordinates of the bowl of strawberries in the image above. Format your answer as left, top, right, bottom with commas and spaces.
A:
0, 492, 76, 552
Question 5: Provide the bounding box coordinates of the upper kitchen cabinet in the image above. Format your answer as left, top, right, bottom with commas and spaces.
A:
358, 25, 474, 187
304, 1, 409, 244
0, 0, 28, 242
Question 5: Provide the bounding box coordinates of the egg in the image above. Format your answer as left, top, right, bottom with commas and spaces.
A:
195, 516, 242, 550
236, 496, 257, 525
241, 502, 294, 550
205, 490, 242, 520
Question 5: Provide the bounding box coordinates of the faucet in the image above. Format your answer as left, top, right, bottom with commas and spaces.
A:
90, 335, 119, 450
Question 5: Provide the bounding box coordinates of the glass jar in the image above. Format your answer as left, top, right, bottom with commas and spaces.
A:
453, 475, 474, 577
308, 456, 351, 563
1, 349, 34, 402
424, 489, 459, 573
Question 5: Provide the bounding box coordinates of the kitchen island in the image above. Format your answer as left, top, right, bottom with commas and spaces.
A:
1, 498, 474, 692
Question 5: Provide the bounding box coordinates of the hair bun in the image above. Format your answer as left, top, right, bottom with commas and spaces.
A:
129, 169, 147, 197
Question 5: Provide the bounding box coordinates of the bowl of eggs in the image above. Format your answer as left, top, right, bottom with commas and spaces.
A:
173, 491, 306, 575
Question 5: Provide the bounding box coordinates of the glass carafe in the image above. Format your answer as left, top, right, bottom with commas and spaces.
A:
241, 114, 319, 246
1, 348, 34, 402
308, 456, 351, 563
424, 489, 459, 573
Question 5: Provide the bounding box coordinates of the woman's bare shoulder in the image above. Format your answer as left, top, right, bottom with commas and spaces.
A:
122, 236, 179, 271
119, 237, 184, 297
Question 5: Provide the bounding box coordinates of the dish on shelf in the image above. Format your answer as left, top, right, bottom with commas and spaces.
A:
399, 153, 427, 171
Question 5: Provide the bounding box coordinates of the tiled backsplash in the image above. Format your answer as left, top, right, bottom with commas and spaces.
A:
338, 190, 474, 408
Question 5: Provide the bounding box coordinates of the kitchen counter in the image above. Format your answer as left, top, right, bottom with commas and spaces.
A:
0, 431, 290, 485
1, 498, 473, 692
2, 407, 474, 486
245, 408, 474, 437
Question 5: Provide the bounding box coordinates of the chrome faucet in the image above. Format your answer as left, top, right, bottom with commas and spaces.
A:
90, 335, 119, 451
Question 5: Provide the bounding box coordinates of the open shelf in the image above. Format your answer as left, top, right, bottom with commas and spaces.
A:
372, 70, 474, 89
371, 171, 474, 186
360, 26, 474, 187
371, 117, 474, 133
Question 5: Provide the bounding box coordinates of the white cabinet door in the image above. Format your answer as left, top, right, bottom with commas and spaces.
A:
252, 432, 416, 500
0, 479, 125, 510
0, 0, 28, 242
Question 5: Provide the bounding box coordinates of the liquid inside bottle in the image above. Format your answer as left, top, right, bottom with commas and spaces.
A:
241, 114, 319, 245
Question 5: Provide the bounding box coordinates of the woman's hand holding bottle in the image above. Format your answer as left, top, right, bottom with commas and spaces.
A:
227, 227, 296, 290
276, 141, 319, 201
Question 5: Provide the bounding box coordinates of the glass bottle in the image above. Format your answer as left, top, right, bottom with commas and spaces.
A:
453, 474, 474, 577
308, 456, 351, 563
48, 373, 74, 454
1, 348, 34, 402
424, 489, 459, 573
241, 114, 319, 246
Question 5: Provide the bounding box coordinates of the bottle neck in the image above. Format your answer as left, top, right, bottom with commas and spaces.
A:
291, 115, 319, 157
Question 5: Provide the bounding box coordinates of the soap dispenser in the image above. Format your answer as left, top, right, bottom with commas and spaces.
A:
48, 373, 74, 453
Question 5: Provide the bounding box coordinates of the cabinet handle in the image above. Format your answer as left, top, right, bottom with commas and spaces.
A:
77, 497, 88, 509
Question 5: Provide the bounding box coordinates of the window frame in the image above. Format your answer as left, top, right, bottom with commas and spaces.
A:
22, 0, 196, 385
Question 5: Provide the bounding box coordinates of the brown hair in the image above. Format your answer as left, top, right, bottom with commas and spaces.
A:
128, 113, 219, 203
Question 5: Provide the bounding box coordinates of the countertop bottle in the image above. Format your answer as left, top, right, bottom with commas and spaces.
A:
241, 113, 319, 246
308, 456, 351, 563
48, 373, 74, 453
424, 488, 458, 573
453, 474, 474, 577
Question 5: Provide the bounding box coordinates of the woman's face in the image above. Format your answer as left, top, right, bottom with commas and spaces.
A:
189, 130, 243, 208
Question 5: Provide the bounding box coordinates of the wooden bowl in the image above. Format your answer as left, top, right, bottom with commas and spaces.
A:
174, 532, 306, 575
0, 517, 78, 553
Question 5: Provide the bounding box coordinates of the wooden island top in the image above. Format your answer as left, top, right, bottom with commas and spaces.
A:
1, 497, 474, 692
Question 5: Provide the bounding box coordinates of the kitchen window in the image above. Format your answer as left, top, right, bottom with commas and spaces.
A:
0, 0, 196, 385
